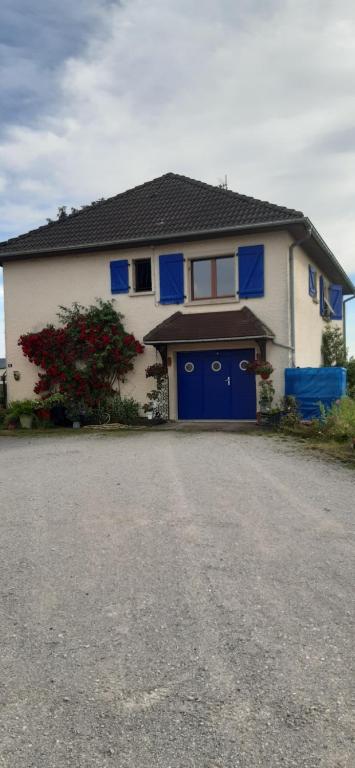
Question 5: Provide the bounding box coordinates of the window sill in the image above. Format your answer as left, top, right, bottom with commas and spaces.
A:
129, 291, 155, 297
185, 296, 239, 307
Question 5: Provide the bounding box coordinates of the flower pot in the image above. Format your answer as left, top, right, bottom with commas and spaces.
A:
260, 372, 270, 380
20, 414, 33, 429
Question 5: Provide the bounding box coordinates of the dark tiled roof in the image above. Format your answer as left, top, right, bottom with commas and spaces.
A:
0, 173, 303, 258
143, 307, 275, 344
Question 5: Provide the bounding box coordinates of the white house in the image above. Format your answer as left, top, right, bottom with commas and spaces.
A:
0, 173, 353, 420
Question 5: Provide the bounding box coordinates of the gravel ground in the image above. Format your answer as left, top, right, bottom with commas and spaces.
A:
0, 430, 354, 767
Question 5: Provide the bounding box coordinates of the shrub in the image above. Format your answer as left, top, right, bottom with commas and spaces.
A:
3, 399, 40, 428
258, 379, 275, 408
321, 325, 346, 367
18, 299, 144, 406
108, 396, 141, 424
319, 397, 355, 441
347, 357, 355, 398
87, 395, 141, 425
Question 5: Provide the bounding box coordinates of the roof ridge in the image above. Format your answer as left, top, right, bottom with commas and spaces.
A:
166, 172, 303, 216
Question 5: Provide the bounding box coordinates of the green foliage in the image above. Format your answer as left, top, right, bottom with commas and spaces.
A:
0, 407, 6, 427
89, 395, 141, 425
318, 397, 355, 441
41, 393, 66, 408
279, 397, 355, 442
346, 357, 355, 398
145, 363, 167, 381
64, 399, 87, 422
321, 325, 346, 367
278, 395, 300, 429
7, 399, 40, 417
3, 399, 40, 428
258, 379, 275, 407
108, 396, 141, 424
246, 360, 274, 375
144, 362, 168, 417
19, 299, 144, 406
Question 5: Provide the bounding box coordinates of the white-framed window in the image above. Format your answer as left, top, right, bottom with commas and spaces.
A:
190, 255, 235, 300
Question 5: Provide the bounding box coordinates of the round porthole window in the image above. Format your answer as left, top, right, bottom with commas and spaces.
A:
239, 360, 249, 371
184, 362, 194, 373
211, 360, 222, 372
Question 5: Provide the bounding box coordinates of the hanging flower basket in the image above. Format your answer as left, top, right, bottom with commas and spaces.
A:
245, 360, 274, 378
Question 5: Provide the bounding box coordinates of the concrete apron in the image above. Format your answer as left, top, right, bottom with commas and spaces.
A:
161, 420, 258, 432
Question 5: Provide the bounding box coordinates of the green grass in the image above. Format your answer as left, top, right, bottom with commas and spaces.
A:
304, 440, 355, 466
269, 429, 355, 468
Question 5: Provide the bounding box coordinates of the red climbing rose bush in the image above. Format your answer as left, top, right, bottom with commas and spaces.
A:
18, 299, 144, 406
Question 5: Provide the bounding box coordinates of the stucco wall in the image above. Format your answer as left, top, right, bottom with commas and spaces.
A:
293, 245, 343, 367
3, 230, 291, 413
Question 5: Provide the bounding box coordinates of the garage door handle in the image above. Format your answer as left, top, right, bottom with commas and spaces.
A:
225, 376, 231, 386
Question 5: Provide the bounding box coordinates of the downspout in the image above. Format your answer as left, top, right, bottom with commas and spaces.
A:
343, 295, 355, 354
289, 224, 313, 367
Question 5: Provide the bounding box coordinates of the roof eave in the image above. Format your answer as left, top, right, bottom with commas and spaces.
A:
304, 218, 355, 294
1, 215, 353, 294
144, 334, 275, 345
287, 217, 354, 294
0, 218, 305, 264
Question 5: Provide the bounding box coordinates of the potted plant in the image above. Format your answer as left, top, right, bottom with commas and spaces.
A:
246, 360, 274, 379
65, 399, 88, 428
40, 393, 67, 425
5, 399, 40, 429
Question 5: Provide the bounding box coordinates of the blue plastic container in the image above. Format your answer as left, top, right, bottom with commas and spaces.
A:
285, 367, 347, 420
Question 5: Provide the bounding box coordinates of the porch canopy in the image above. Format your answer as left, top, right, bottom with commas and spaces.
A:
143, 307, 274, 354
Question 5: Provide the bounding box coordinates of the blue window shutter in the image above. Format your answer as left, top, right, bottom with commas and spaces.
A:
329, 284, 343, 320
159, 253, 184, 304
309, 266, 316, 297
238, 245, 264, 298
110, 260, 129, 293
319, 275, 325, 316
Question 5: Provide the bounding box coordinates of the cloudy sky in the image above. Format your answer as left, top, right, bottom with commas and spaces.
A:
0, 0, 354, 356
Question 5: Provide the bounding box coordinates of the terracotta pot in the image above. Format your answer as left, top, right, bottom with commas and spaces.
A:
260, 372, 270, 380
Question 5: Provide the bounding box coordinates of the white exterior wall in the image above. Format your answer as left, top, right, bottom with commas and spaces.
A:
3, 230, 292, 415
293, 245, 343, 367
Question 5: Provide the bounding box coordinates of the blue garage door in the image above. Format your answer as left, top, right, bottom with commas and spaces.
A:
177, 349, 256, 420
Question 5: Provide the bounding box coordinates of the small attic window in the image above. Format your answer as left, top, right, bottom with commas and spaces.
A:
133, 258, 152, 292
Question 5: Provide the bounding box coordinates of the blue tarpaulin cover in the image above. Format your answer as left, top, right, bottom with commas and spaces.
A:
285, 367, 347, 420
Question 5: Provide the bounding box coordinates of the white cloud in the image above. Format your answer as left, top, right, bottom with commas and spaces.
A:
0, 1, 354, 354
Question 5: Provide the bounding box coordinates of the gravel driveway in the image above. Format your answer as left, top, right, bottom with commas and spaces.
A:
0, 430, 354, 767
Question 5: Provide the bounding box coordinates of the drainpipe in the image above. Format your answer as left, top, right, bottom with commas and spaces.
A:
343, 294, 355, 354
289, 224, 313, 367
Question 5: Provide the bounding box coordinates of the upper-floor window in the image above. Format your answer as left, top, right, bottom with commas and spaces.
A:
319, 275, 343, 320
308, 265, 317, 299
191, 256, 235, 300
133, 258, 152, 292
